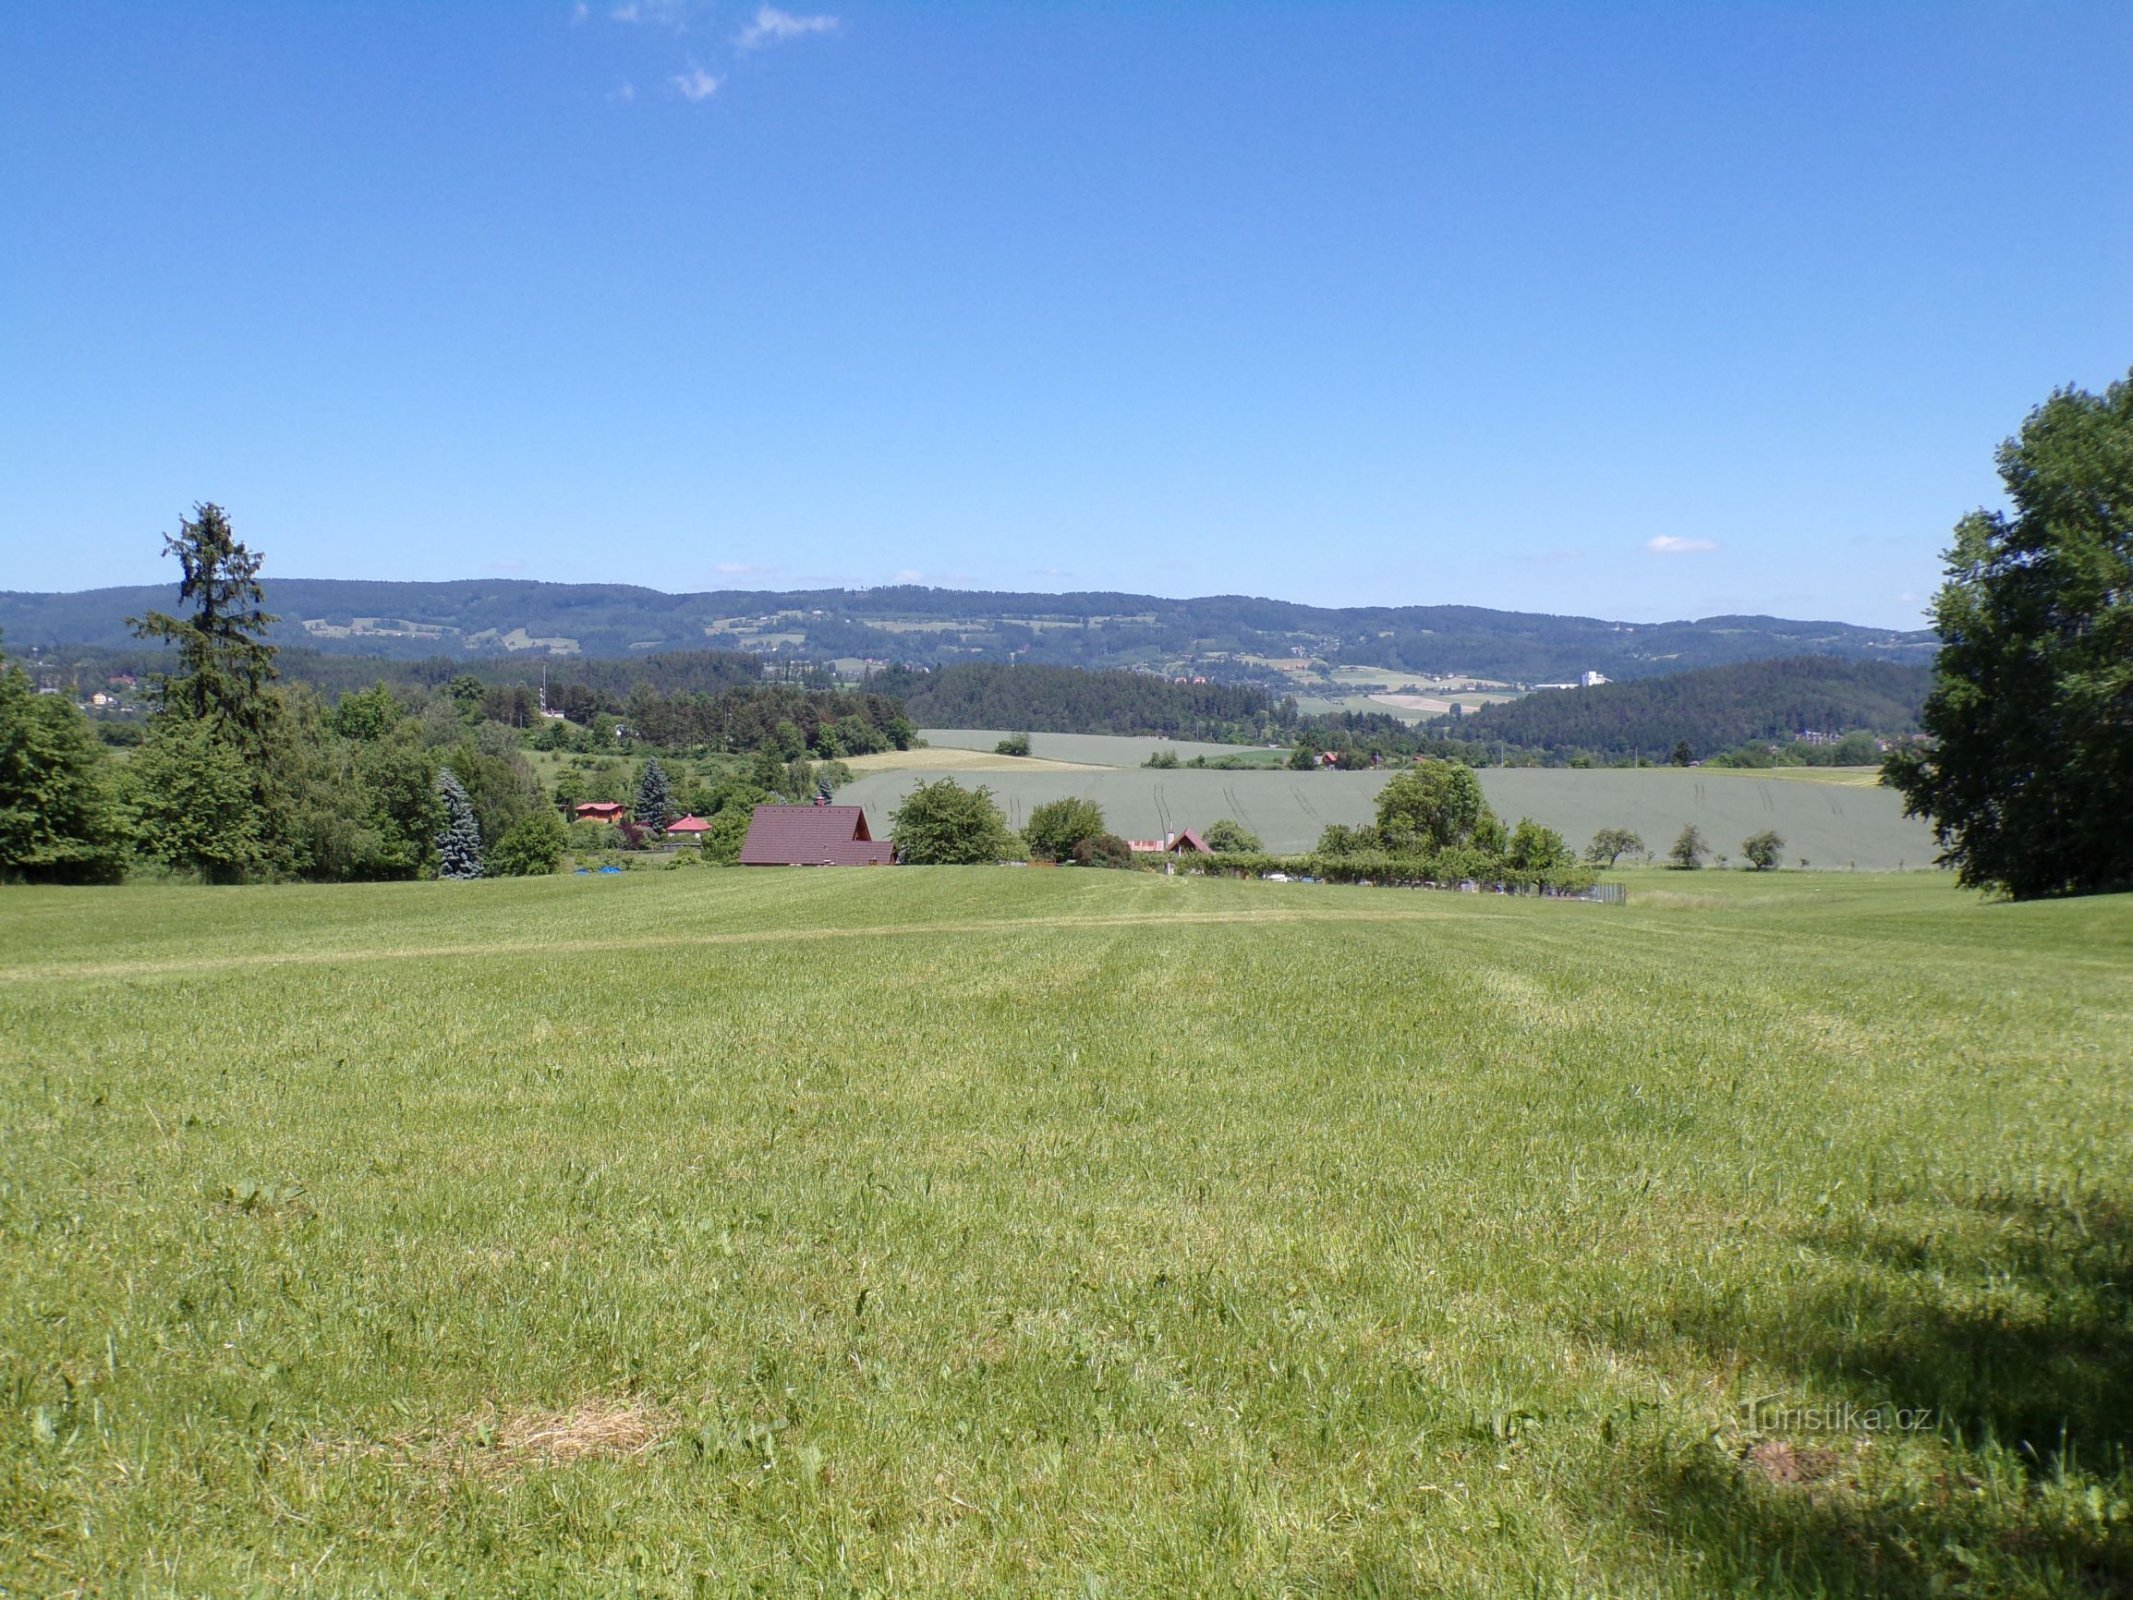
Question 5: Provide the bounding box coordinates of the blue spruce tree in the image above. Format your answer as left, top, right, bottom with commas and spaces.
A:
635, 757, 675, 829
435, 767, 483, 879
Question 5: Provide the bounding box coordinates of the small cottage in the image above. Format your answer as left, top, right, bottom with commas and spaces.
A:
739, 804, 895, 866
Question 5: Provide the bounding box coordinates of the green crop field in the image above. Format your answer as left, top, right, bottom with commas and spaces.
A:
3, 871, 2129, 1596
855, 753, 1938, 867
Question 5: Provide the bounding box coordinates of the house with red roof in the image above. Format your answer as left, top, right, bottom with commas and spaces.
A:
665, 814, 711, 837
574, 801, 626, 824
739, 804, 895, 866
1127, 829, 1212, 856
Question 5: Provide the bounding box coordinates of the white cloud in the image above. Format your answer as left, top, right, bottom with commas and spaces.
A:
671, 66, 722, 100
611, 0, 691, 24
612, 79, 637, 102
714, 562, 777, 575
1646, 535, 1719, 555
890, 568, 924, 584
737, 6, 840, 49
571, 2, 590, 23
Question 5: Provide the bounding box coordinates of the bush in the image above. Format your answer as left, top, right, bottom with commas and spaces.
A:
1072, 833, 1136, 869
703, 803, 755, 865
994, 732, 1032, 757
1025, 796, 1107, 862
488, 809, 568, 876
565, 821, 612, 853
1742, 829, 1784, 871
1201, 818, 1262, 853
1143, 749, 1180, 768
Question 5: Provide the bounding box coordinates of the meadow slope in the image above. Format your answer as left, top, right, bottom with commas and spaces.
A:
2, 870, 2128, 1596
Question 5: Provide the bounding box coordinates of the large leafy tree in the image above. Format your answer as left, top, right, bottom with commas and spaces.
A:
890, 779, 1012, 865
1375, 762, 1496, 852
126, 714, 266, 883
1886, 373, 2133, 897
0, 650, 128, 883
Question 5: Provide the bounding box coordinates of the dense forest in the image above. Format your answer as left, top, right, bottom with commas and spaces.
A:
1441, 656, 1933, 760
12, 642, 780, 703
878, 663, 1294, 742
0, 577, 1936, 683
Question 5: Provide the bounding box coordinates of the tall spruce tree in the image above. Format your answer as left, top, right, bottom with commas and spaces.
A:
127, 504, 280, 754
434, 768, 484, 879
634, 757, 675, 828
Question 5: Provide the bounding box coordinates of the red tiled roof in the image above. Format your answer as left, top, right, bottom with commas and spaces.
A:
665, 814, 710, 834
575, 801, 625, 819
738, 804, 895, 866
1128, 829, 1213, 854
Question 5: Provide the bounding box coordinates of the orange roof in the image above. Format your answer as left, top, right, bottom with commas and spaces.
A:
665, 814, 711, 834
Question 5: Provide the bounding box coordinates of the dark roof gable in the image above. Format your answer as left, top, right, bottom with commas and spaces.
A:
738, 804, 895, 866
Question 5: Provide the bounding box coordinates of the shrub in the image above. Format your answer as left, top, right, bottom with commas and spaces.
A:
1742, 830, 1784, 871
1668, 824, 1710, 870
1201, 818, 1262, 854
1072, 833, 1136, 869
994, 732, 1032, 757
488, 809, 567, 876
1025, 796, 1107, 862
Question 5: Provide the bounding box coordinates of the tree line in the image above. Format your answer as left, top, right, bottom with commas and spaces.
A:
1440, 656, 1931, 762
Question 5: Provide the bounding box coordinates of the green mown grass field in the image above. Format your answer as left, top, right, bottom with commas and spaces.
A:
3, 870, 2129, 1596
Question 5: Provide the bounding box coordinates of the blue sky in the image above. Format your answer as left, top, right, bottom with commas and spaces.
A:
4, 3, 2129, 627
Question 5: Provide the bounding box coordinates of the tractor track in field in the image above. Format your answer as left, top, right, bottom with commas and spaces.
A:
0, 906, 1468, 985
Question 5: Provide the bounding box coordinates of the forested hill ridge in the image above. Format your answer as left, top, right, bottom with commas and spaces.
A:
0, 577, 1932, 684
1440, 656, 1934, 761
878, 663, 1290, 741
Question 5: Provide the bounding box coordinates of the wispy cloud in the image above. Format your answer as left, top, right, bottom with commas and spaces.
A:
611, 0, 692, 25
889, 568, 924, 585
571, 2, 590, 23
1646, 535, 1719, 555
737, 5, 840, 50
714, 562, 778, 575
671, 66, 722, 100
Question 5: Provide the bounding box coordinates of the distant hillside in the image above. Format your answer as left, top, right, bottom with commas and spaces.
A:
1442, 656, 1934, 760
0, 577, 1935, 684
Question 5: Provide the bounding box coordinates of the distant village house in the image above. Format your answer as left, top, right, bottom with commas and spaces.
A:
739, 803, 894, 866
1127, 829, 1212, 856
